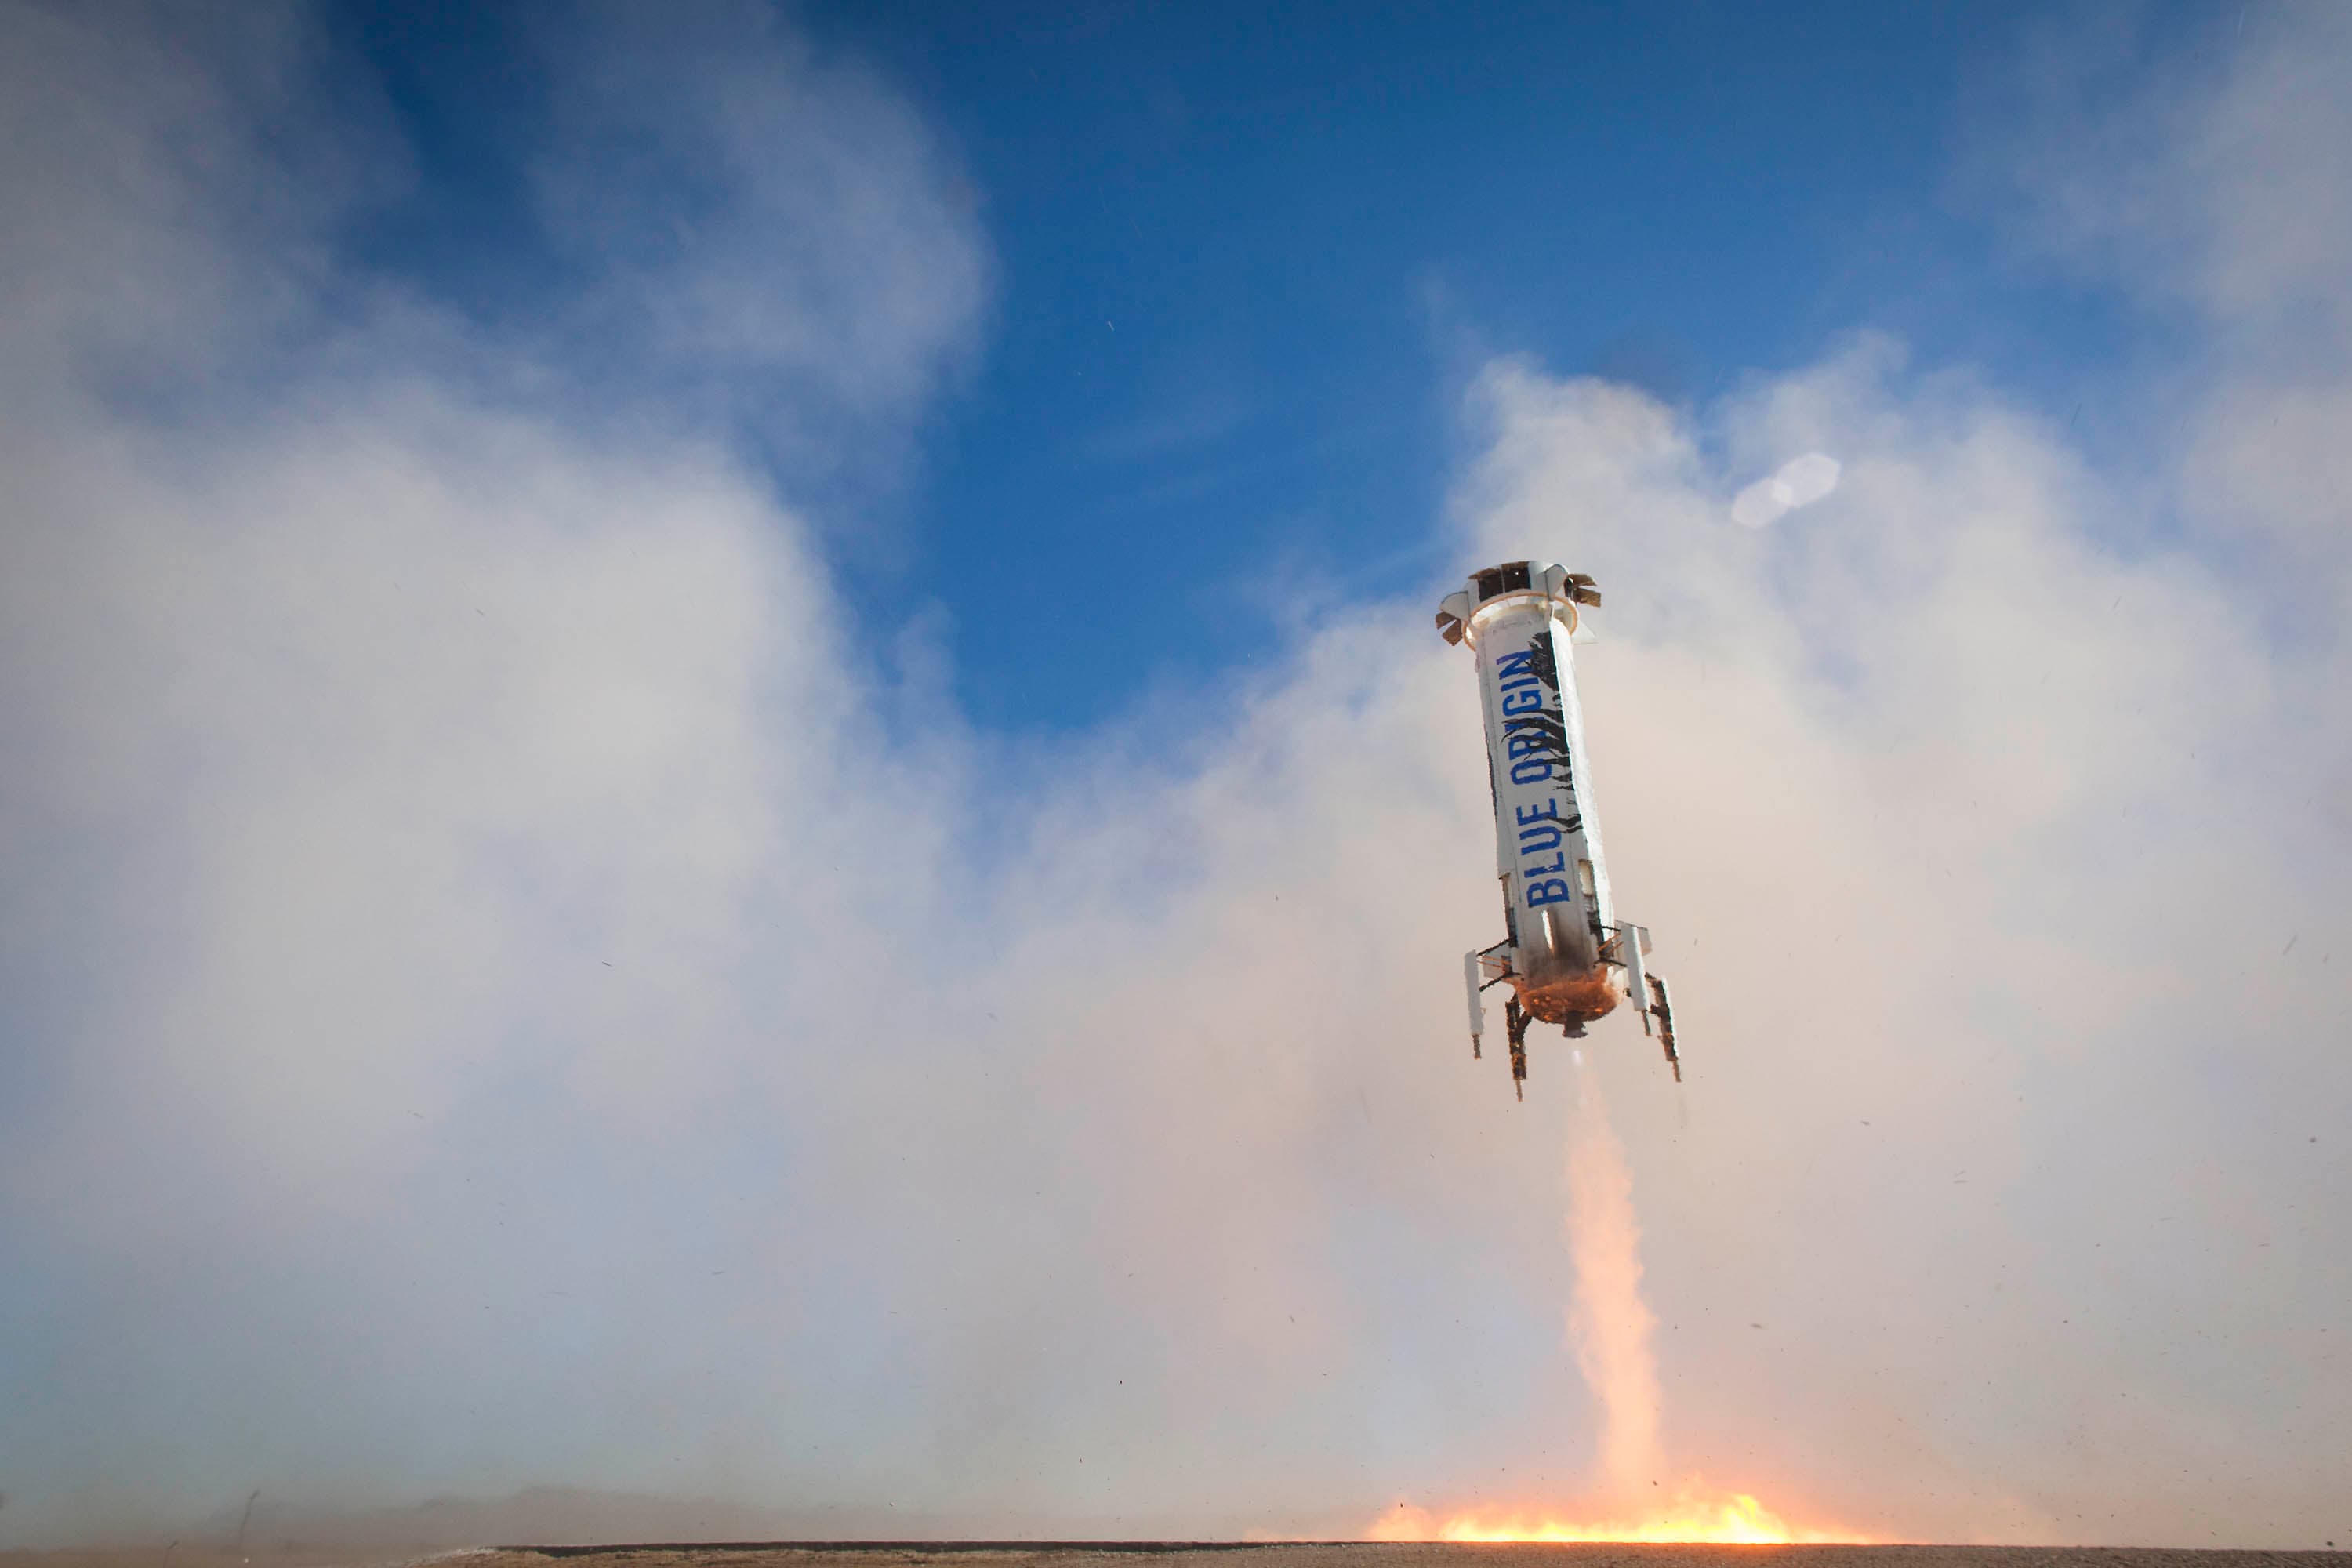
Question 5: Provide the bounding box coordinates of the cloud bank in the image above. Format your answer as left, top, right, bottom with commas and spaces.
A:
2, 0, 2347, 1550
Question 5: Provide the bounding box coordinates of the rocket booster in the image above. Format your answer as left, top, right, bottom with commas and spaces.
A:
1436, 561, 1679, 1098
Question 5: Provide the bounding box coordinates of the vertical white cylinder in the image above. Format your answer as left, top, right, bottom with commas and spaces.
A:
1457, 563, 1623, 1025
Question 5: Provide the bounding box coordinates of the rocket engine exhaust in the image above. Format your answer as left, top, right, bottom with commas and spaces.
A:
1365, 1065, 1869, 1545
1563, 1064, 1663, 1492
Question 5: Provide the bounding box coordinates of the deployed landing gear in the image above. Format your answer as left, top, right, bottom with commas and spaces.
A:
1646, 973, 1680, 1082
1617, 921, 1682, 1083
1504, 996, 1532, 1101
1461, 935, 1679, 1102
1463, 942, 1512, 1062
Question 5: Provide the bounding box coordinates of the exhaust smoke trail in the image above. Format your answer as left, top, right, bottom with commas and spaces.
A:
1562, 1061, 1664, 1493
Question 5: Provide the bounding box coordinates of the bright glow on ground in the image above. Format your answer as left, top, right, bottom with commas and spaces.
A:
1370, 1485, 1871, 1544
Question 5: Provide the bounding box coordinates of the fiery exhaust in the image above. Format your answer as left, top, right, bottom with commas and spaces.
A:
1370, 1060, 1867, 1545
1562, 1062, 1661, 1493
1370, 1489, 1855, 1544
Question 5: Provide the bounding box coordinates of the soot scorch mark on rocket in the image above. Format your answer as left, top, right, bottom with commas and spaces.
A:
1504, 710, 1573, 781
1501, 634, 1575, 787
1527, 630, 1562, 694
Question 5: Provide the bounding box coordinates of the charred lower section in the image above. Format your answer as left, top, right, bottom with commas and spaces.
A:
1504, 996, 1531, 1098
1514, 970, 1623, 1026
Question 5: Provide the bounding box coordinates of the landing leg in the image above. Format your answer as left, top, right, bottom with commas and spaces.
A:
1647, 973, 1680, 1082
1462, 949, 1485, 1059
1504, 996, 1531, 1101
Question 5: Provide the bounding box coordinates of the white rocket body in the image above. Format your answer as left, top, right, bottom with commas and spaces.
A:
1437, 561, 1679, 1094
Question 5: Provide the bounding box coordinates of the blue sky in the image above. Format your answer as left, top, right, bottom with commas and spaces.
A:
3, 0, 2348, 1551
330, 0, 2166, 731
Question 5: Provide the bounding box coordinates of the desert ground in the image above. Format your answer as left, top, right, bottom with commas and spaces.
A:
15, 1543, 2346, 1568
484, 1546, 2343, 1568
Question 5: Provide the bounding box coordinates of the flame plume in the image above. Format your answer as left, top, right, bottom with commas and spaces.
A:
1563, 1067, 1663, 1491
1371, 1490, 1854, 1545
1368, 1062, 1867, 1544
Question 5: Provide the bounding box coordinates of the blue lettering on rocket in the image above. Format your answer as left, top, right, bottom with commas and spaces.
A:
1497, 634, 1584, 906
1508, 759, 1585, 906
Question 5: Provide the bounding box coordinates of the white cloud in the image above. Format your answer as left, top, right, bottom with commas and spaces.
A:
0, 2, 394, 396
530, 0, 991, 434
1994, 3, 2352, 343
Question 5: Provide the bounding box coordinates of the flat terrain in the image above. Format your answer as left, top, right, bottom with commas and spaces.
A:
10, 1544, 2343, 1568
483, 1547, 2343, 1568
